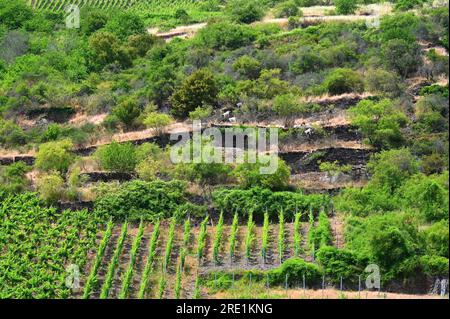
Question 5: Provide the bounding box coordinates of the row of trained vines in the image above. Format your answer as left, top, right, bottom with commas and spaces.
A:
77, 210, 336, 299
29, 0, 136, 11
28, 0, 210, 12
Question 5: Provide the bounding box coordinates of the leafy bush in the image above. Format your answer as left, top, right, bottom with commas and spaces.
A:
213, 187, 330, 219
323, 68, 364, 95
36, 171, 65, 204
88, 31, 133, 70
334, 0, 358, 15
394, 0, 426, 11
94, 142, 137, 173
381, 39, 421, 77
143, 111, 173, 135
170, 69, 218, 118
94, 180, 189, 221
0, 119, 27, 148
422, 220, 449, 258
232, 55, 261, 79
0, 162, 30, 194
316, 246, 367, 284
365, 68, 403, 97
0, 0, 33, 30
112, 97, 141, 129
349, 99, 408, 149
35, 139, 75, 173
232, 155, 291, 190
104, 11, 145, 40
268, 258, 322, 285
197, 22, 257, 50
344, 212, 420, 281
226, 0, 264, 24
275, 1, 301, 18
420, 255, 449, 277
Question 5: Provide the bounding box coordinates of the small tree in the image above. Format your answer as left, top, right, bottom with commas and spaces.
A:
35, 139, 75, 174
170, 69, 218, 118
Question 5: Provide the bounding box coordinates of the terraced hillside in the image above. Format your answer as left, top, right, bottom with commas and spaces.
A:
1, 0, 448, 300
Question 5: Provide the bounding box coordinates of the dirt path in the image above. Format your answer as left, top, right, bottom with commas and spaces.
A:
214, 287, 444, 299
148, 4, 393, 42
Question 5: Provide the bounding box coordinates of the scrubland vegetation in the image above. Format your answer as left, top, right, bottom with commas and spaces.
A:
0, 0, 448, 299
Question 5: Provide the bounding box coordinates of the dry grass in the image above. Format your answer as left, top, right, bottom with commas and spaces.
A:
215, 287, 443, 299
290, 172, 368, 190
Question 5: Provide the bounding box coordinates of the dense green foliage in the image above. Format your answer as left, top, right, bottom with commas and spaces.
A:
94, 180, 190, 221
0, 0, 449, 298
213, 187, 331, 219
0, 192, 100, 298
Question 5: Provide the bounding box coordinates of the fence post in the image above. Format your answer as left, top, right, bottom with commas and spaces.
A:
340, 276, 343, 291
358, 275, 361, 298
232, 272, 235, 289
285, 273, 288, 291
441, 279, 448, 298
303, 274, 306, 292
266, 273, 270, 290
322, 275, 325, 298
214, 272, 217, 290
249, 272, 252, 286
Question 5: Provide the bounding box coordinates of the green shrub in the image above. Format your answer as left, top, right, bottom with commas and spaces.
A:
226, 0, 264, 24
324, 68, 364, 95
275, 1, 301, 18
268, 258, 322, 286
0, 0, 33, 30
0, 162, 30, 194
316, 246, 366, 284
349, 99, 408, 149
381, 39, 420, 77
112, 97, 141, 129
232, 55, 261, 79
422, 220, 449, 258
94, 180, 189, 221
104, 11, 145, 40
420, 255, 449, 277
36, 171, 65, 204
213, 187, 330, 219
0, 119, 27, 148
94, 142, 137, 173
197, 22, 257, 51
35, 139, 75, 174
334, 0, 358, 15
232, 155, 291, 190
170, 69, 218, 118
